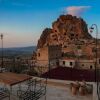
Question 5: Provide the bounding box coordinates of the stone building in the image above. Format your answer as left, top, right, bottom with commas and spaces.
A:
77, 59, 95, 69
59, 58, 100, 69
36, 14, 100, 70
36, 45, 62, 67
59, 58, 75, 68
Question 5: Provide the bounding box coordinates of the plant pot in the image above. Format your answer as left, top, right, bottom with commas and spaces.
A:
71, 84, 78, 95
79, 86, 87, 96
70, 83, 73, 92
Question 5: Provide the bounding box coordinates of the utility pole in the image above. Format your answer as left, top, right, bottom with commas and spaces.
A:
0, 34, 3, 72
90, 24, 98, 82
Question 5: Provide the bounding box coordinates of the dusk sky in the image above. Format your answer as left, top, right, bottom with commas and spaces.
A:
0, 0, 100, 47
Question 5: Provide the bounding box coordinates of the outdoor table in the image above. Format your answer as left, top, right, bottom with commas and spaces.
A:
0, 72, 32, 86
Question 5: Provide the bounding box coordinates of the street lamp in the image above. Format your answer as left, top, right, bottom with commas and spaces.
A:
89, 24, 99, 99
90, 24, 98, 82
0, 34, 3, 72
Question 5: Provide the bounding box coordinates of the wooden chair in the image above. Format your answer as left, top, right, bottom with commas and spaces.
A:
18, 79, 46, 100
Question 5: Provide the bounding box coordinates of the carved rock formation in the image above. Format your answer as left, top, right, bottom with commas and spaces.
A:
37, 14, 92, 49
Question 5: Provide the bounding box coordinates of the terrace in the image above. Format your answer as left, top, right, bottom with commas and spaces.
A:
0, 72, 46, 100
0, 67, 97, 100
0, 78, 93, 100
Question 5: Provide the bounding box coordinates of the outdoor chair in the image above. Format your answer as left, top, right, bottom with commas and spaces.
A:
18, 86, 46, 100
33, 86, 46, 100
17, 79, 46, 100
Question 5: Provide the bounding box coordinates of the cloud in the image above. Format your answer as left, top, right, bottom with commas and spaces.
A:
66, 6, 91, 17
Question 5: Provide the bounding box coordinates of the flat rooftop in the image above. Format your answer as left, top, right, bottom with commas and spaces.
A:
0, 72, 32, 86
42, 67, 97, 82
2, 78, 92, 100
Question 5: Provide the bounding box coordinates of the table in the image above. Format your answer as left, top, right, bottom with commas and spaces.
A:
0, 72, 32, 99
0, 72, 32, 86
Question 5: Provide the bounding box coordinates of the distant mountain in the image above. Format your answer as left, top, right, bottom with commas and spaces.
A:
0, 46, 36, 57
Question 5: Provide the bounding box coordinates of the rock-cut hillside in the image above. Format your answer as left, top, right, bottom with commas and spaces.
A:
37, 14, 92, 49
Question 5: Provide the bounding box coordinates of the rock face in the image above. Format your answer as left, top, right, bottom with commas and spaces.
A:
37, 14, 92, 49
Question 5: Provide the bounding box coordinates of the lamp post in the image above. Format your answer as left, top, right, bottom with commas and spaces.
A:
90, 24, 98, 82
89, 24, 99, 99
0, 34, 3, 72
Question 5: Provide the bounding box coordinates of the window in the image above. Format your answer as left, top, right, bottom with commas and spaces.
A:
55, 30, 57, 32
82, 64, 84, 66
71, 34, 74, 37
60, 44, 62, 47
54, 38, 57, 40
90, 65, 93, 69
56, 62, 59, 66
76, 34, 78, 37
62, 53, 64, 57
63, 61, 65, 65
70, 62, 73, 66
99, 59, 100, 64
64, 33, 66, 35
64, 46, 67, 48
38, 53, 40, 57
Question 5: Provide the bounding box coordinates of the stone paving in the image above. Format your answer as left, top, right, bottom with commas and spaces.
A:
41, 85, 92, 100
3, 82, 92, 100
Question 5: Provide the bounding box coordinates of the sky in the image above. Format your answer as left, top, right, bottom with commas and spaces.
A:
0, 0, 100, 48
